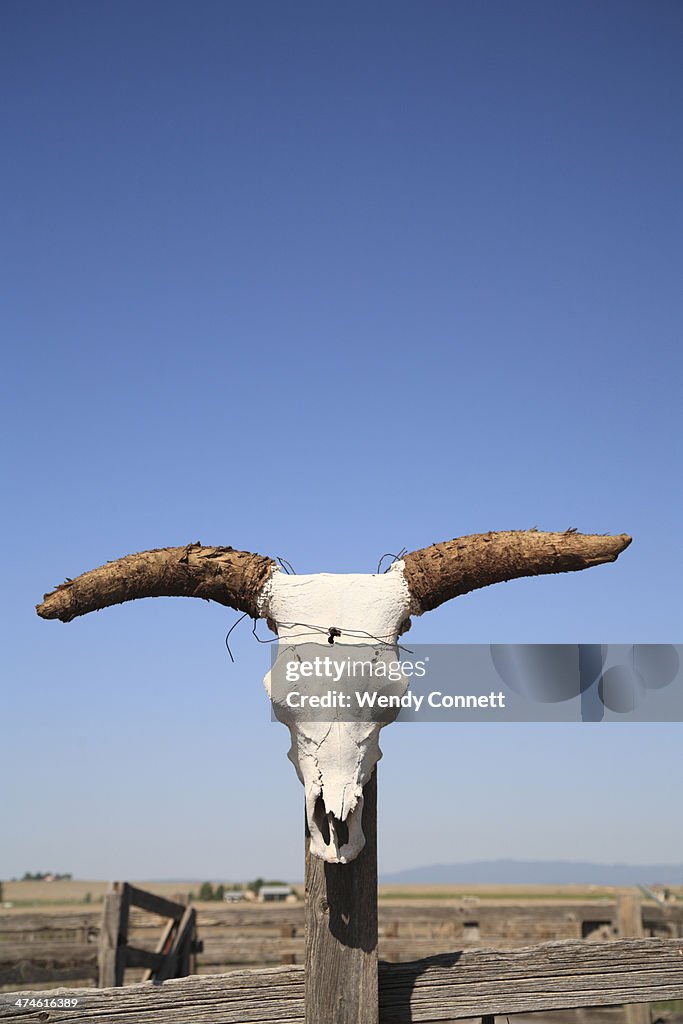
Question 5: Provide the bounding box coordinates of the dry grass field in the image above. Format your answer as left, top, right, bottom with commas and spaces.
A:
2, 878, 648, 912
1, 880, 201, 911
376, 882, 629, 901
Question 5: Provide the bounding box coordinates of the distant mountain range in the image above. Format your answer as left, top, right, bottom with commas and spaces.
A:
380, 859, 683, 886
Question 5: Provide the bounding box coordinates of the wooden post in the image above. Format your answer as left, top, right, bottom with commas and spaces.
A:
618, 892, 650, 1024
98, 882, 130, 987
305, 769, 378, 1024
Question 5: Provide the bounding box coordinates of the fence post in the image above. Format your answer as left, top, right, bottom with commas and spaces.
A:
305, 769, 378, 1024
98, 882, 130, 987
618, 892, 650, 1024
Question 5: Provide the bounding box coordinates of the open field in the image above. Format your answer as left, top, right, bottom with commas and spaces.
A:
7, 879, 676, 911
376, 883, 635, 901
1, 880, 290, 911
1, 881, 202, 910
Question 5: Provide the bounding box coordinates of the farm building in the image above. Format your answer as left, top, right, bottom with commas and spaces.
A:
258, 884, 295, 903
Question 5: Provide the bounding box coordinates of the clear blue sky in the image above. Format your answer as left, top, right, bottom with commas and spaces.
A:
3, 1, 682, 882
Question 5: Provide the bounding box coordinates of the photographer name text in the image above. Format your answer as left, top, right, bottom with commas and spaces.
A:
285, 689, 507, 711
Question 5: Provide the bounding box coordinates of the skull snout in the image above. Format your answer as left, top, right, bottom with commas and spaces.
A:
307, 785, 366, 864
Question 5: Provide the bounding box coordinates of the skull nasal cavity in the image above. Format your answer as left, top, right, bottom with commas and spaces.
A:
333, 816, 349, 846
312, 796, 350, 848
313, 796, 330, 846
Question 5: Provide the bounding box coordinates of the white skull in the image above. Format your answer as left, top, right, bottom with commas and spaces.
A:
260, 566, 412, 864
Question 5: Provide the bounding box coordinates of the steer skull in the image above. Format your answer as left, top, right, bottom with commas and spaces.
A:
260, 568, 412, 863
36, 530, 631, 864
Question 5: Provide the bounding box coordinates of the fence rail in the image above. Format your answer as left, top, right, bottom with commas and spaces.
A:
1, 937, 682, 1022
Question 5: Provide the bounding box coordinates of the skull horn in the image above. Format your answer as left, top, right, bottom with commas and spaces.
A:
401, 530, 632, 614
36, 543, 276, 623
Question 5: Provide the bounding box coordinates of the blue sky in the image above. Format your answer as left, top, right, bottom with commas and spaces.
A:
2, 0, 682, 882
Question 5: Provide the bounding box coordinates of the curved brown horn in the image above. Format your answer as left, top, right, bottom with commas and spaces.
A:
36, 543, 276, 623
402, 530, 632, 613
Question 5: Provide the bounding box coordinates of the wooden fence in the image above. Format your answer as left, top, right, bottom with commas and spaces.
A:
1, 897, 681, 991
98, 883, 200, 987
1, 936, 682, 1022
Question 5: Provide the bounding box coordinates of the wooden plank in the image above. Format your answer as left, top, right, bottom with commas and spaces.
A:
0, 944, 94, 968
124, 948, 164, 972
379, 938, 683, 1021
155, 908, 196, 983
118, 887, 131, 941
127, 887, 187, 923
177, 910, 195, 978
140, 918, 177, 983
305, 769, 378, 1024
1, 938, 683, 1022
116, 884, 131, 987
0, 914, 101, 934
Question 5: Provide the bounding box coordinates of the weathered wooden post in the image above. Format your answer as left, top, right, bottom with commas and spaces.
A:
36, 528, 631, 1016
618, 891, 650, 1024
98, 882, 130, 987
305, 771, 378, 1024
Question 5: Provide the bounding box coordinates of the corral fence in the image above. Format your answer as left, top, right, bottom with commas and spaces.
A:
1, 891, 681, 992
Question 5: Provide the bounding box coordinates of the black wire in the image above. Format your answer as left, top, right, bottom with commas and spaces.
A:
376, 548, 407, 573
376, 552, 398, 573
225, 612, 249, 663
266, 619, 414, 654
251, 618, 279, 644
277, 557, 296, 575
226, 614, 414, 662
